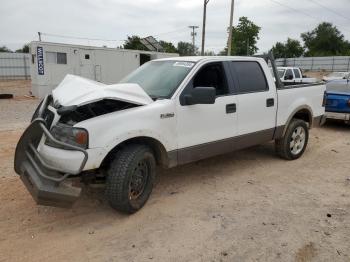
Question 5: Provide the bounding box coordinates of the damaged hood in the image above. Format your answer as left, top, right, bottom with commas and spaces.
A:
52, 74, 153, 106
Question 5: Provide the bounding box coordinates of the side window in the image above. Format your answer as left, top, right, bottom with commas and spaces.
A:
293, 69, 301, 78
285, 69, 294, 80
229, 61, 268, 93
45, 52, 67, 64
193, 63, 229, 96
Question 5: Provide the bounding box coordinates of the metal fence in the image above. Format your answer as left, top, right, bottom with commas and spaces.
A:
0, 52, 31, 80
275, 56, 350, 72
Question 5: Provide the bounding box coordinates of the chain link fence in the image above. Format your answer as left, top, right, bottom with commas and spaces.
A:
0, 52, 31, 80
275, 56, 350, 72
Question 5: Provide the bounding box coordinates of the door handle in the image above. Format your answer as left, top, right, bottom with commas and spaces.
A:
226, 103, 236, 114
266, 98, 274, 107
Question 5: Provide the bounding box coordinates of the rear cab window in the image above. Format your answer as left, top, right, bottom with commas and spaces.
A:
228, 61, 268, 93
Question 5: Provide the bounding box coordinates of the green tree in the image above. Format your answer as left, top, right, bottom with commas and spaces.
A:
225, 17, 261, 56
15, 44, 30, 53
301, 22, 350, 56
159, 40, 177, 53
0, 46, 12, 52
123, 35, 147, 51
177, 41, 197, 56
271, 42, 286, 59
271, 38, 304, 58
203, 50, 216, 56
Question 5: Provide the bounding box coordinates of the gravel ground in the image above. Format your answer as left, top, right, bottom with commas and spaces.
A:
0, 80, 39, 131
0, 80, 349, 262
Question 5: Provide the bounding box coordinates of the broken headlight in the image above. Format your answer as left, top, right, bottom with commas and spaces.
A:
45, 123, 89, 149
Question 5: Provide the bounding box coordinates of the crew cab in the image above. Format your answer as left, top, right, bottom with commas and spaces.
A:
15, 54, 326, 213
325, 76, 350, 123
277, 67, 317, 85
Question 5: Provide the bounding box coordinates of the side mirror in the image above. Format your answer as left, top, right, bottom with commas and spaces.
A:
184, 86, 216, 105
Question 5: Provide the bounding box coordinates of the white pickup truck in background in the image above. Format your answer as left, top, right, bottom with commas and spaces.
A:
15, 54, 326, 213
278, 67, 317, 85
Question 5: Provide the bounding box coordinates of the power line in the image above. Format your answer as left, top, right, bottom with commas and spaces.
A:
268, 0, 350, 34
269, 0, 318, 21
153, 28, 188, 37
40, 32, 124, 42
309, 0, 350, 23
41, 28, 188, 44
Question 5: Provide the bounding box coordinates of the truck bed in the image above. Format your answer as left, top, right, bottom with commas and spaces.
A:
276, 82, 326, 128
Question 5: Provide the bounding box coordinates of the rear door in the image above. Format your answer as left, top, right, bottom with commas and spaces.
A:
284, 68, 295, 84
227, 60, 277, 139
293, 68, 302, 83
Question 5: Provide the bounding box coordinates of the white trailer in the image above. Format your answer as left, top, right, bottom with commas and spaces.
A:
29, 41, 179, 98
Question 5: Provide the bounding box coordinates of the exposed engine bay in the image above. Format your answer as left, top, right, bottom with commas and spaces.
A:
58, 99, 139, 125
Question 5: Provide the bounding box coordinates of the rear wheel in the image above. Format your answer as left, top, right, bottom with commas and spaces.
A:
106, 145, 156, 214
275, 119, 309, 160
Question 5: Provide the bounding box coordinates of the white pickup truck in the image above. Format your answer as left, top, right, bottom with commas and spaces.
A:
15, 54, 326, 213
278, 67, 317, 85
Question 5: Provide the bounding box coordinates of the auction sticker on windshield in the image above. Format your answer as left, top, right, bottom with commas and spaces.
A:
173, 62, 195, 68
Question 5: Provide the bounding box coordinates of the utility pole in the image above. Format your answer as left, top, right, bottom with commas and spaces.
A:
188, 26, 199, 55
201, 0, 209, 56
227, 0, 235, 56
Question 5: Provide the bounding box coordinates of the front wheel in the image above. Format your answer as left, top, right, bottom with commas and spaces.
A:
106, 145, 156, 214
275, 119, 309, 160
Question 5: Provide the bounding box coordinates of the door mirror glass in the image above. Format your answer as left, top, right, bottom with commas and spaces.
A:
184, 87, 216, 105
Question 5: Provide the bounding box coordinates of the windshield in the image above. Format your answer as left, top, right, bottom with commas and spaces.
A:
120, 60, 195, 98
278, 69, 285, 78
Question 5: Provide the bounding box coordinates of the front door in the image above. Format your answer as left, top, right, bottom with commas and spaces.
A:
176, 62, 238, 164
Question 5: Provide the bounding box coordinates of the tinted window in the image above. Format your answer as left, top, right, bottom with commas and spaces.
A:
230, 61, 268, 93
293, 69, 301, 78
193, 63, 229, 96
285, 69, 294, 80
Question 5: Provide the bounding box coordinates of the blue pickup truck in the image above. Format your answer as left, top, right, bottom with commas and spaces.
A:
325, 77, 350, 123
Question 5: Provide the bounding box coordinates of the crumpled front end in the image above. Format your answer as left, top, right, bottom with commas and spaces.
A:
14, 96, 87, 207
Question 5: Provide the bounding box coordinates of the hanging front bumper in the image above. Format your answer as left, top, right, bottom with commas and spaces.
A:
14, 99, 88, 207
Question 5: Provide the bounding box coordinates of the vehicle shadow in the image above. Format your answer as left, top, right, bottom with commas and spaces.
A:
78, 141, 278, 211
321, 119, 350, 131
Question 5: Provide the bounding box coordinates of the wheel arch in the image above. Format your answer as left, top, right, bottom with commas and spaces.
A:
101, 136, 175, 169
281, 105, 313, 137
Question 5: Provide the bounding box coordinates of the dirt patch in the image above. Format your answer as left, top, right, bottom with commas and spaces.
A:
296, 242, 316, 262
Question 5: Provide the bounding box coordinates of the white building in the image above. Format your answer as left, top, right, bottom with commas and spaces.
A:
29, 41, 179, 97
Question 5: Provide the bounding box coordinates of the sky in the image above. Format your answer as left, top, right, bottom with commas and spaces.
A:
1, 0, 350, 54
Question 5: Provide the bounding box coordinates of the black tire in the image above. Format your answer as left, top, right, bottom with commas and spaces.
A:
106, 144, 156, 214
275, 119, 309, 160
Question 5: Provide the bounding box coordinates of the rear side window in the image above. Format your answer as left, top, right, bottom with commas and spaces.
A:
229, 61, 268, 93
285, 69, 294, 79
293, 69, 301, 78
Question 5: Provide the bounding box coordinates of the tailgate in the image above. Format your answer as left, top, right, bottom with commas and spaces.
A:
326, 92, 350, 113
